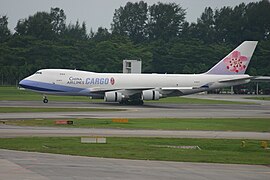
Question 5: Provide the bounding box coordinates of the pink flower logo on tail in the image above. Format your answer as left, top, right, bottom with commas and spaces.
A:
224, 51, 248, 73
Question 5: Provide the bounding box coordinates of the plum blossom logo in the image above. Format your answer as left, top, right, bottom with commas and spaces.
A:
110, 77, 115, 85
223, 51, 248, 73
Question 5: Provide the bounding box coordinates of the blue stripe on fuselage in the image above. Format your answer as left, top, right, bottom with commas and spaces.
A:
19, 79, 85, 93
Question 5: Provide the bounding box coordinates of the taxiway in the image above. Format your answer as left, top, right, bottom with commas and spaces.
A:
1, 149, 269, 180
1, 95, 269, 180
1, 96, 270, 119
1, 125, 270, 139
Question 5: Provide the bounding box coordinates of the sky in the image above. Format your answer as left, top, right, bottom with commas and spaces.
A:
0, 0, 260, 33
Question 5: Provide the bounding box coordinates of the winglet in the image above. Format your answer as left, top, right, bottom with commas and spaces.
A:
206, 41, 258, 75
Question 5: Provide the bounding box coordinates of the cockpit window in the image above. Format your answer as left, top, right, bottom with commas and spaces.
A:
35, 71, 42, 74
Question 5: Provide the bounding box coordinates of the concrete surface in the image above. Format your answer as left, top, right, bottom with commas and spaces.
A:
1, 125, 270, 139
1, 149, 269, 180
1, 95, 270, 179
0, 99, 270, 119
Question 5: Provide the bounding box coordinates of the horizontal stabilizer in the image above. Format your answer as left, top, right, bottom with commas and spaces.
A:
218, 77, 253, 83
251, 76, 270, 82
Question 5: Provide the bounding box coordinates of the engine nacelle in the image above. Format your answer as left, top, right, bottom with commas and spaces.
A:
142, 90, 160, 100
104, 91, 123, 102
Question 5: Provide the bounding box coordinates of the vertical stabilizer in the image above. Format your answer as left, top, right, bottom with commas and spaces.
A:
206, 41, 258, 75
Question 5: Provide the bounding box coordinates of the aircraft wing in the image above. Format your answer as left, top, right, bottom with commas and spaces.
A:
90, 87, 153, 93
160, 86, 208, 96
90, 87, 195, 98
161, 87, 193, 90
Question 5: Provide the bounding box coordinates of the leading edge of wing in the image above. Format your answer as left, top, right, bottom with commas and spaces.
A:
89, 87, 155, 93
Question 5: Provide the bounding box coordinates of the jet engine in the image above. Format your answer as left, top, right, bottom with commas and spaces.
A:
104, 91, 123, 102
142, 90, 161, 100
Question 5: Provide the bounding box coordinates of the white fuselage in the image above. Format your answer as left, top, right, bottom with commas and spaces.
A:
20, 69, 250, 98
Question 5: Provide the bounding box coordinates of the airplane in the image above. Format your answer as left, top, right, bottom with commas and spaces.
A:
19, 41, 267, 105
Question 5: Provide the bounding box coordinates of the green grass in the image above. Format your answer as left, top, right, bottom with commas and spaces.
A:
0, 137, 269, 165
245, 97, 270, 101
4, 118, 270, 132
0, 86, 249, 104
0, 107, 122, 113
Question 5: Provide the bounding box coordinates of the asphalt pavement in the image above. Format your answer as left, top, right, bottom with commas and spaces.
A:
1, 125, 270, 139
1, 95, 270, 180
1, 149, 269, 180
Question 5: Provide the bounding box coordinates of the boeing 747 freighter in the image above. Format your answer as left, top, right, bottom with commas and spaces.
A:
19, 41, 268, 104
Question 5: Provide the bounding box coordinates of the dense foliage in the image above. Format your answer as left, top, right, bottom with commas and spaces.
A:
0, 1, 270, 85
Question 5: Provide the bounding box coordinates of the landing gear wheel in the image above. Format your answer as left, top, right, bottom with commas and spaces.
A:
43, 98, 48, 103
133, 100, 144, 105
119, 100, 129, 105
43, 96, 48, 103
119, 100, 144, 105
138, 100, 144, 105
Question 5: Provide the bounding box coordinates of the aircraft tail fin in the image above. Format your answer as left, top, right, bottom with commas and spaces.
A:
205, 41, 258, 75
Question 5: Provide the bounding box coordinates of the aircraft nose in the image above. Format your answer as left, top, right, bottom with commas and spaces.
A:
19, 79, 28, 88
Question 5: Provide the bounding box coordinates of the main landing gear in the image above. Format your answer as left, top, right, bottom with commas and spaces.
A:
119, 99, 144, 105
43, 96, 48, 103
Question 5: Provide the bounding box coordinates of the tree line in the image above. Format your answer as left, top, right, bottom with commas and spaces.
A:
0, 0, 270, 86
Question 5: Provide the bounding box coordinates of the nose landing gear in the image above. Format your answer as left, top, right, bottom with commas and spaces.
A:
43, 96, 48, 103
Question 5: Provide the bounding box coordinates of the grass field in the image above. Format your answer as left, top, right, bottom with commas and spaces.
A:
0, 107, 122, 113
0, 86, 250, 104
0, 137, 269, 165
4, 118, 270, 132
